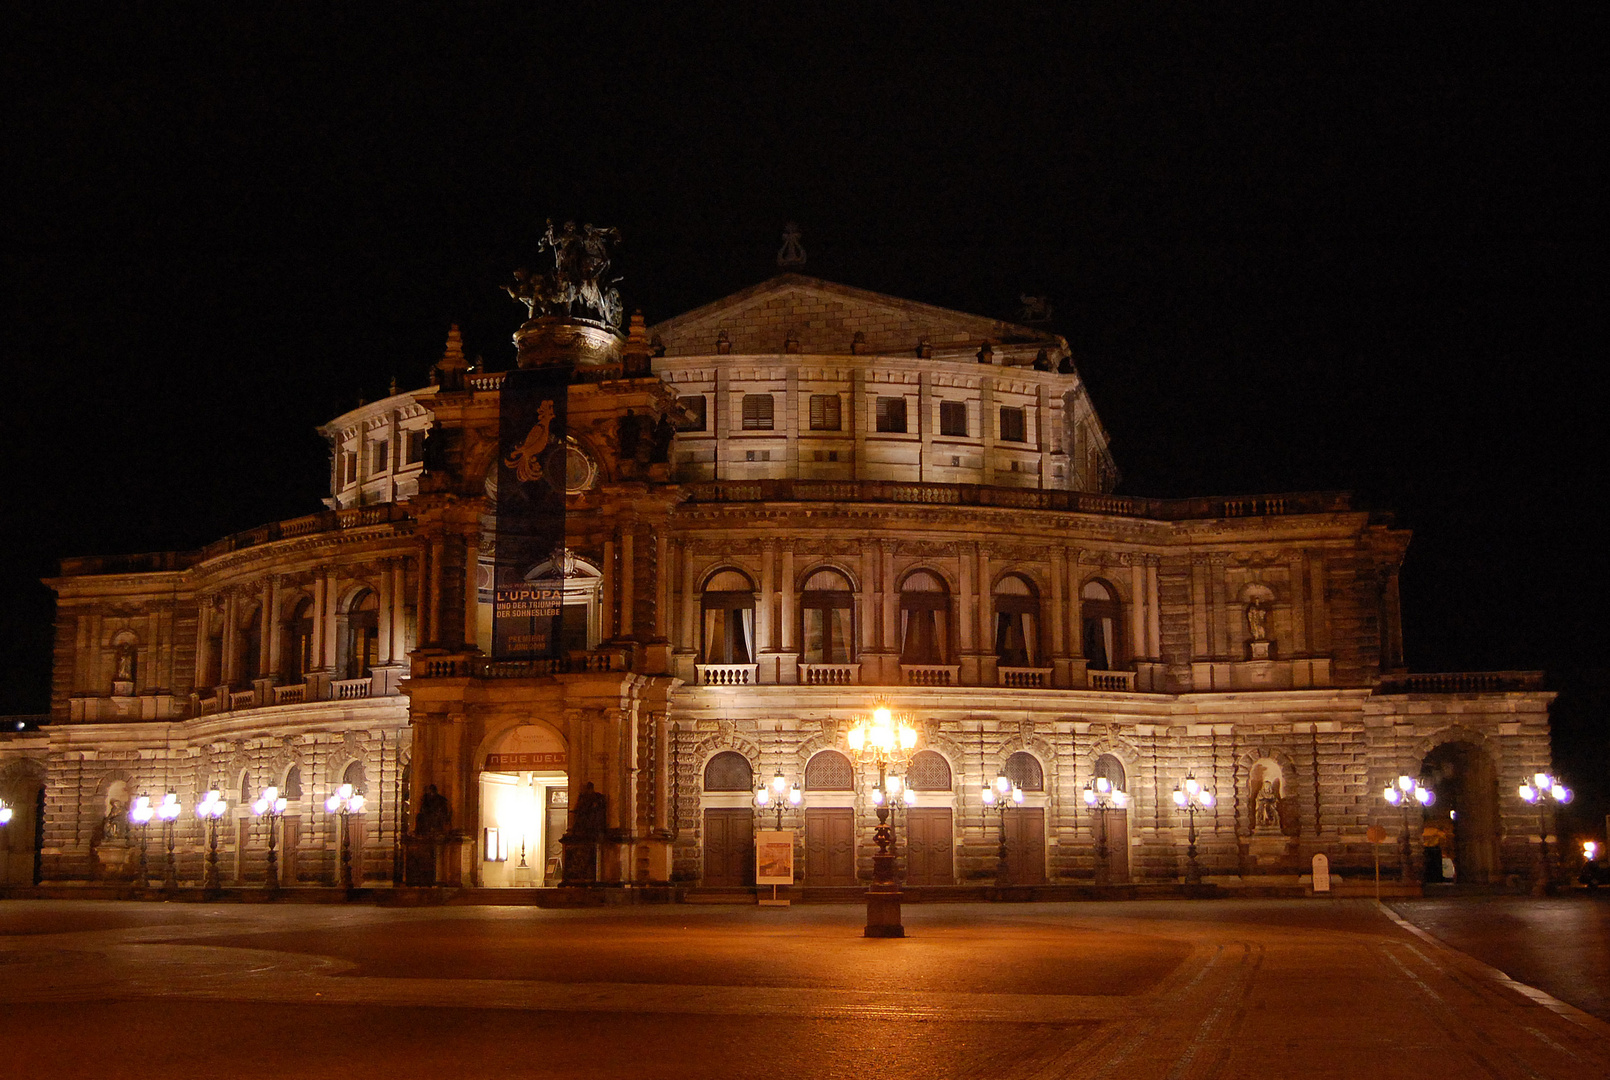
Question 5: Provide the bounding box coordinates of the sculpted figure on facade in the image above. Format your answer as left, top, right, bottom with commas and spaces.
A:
1246, 598, 1269, 642
506, 219, 624, 329
1254, 780, 1280, 830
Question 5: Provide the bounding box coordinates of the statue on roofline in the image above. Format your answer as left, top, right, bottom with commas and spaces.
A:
504, 219, 624, 330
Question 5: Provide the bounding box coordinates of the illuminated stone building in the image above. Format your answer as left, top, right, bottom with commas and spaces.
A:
0, 269, 1557, 894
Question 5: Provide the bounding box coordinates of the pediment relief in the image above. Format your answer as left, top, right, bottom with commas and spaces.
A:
650, 274, 1059, 359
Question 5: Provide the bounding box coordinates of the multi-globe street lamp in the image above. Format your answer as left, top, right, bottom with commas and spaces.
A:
982, 771, 1024, 887
754, 769, 803, 829
252, 785, 289, 894
1083, 776, 1130, 885
1382, 774, 1434, 883
1518, 772, 1573, 896
129, 794, 154, 889
194, 789, 228, 895
846, 700, 918, 938
156, 792, 181, 889
325, 783, 366, 892
1171, 772, 1217, 885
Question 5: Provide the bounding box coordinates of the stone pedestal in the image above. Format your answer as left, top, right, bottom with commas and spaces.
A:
561, 836, 600, 885
1248, 639, 1274, 660
864, 885, 905, 938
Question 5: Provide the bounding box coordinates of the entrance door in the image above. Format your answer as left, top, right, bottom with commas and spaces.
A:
280, 818, 300, 885
1099, 808, 1130, 882
805, 808, 858, 885
905, 808, 954, 886
702, 808, 755, 887
1004, 807, 1047, 885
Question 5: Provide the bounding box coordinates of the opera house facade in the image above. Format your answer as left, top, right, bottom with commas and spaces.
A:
0, 256, 1556, 896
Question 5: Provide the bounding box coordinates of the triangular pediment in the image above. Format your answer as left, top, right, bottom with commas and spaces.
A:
649, 274, 1059, 358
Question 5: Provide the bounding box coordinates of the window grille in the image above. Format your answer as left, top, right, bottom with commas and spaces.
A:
809, 394, 842, 431
703, 751, 754, 792
1004, 751, 1044, 791
876, 396, 907, 433
742, 394, 774, 430
804, 750, 854, 790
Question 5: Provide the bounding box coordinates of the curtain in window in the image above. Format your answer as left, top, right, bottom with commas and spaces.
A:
900, 608, 947, 663
1083, 616, 1114, 671
995, 611, 1038, 666
737, 607, 754, 663
805, 607, 851, 662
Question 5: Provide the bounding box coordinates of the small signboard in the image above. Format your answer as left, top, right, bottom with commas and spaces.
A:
1311, 853, 1331, 892
484, 751, 567, 771
756, 829, 795, 886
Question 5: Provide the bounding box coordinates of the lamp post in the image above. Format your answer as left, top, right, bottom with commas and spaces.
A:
1518, 772, 1573, 896
129, 794, 154, 890
1383, 774, 1434, 883
846, 700, 918, 938
325, 783, 366, 893
194, 789, 228, 896
754, 770, 803, 830
1082, 777, 1130, 885
0, 799, 12, 826
1171, 772, 1217, 886
982, 771, 1024, 888
252, 785, 288, 895
157, 792, 181, 890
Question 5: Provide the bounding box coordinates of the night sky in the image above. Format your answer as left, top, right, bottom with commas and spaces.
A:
4, 8, 1602, 821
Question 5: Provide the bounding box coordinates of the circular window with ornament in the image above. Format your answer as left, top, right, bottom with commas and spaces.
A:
543, 438, 598, 493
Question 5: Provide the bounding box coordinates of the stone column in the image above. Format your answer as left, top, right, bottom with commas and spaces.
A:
714, 366, 729, 480
977, 545, 993, 683
322, 569, 339, 671
1050, 546, 1068, 687
980, 376, 996, 486
310, 574, 326, 670
680, 540, 697, 657
193, 598, 212, 695
779, 545, 796, 656
378, 561, 394, 665
1146, 558, 1162, 658
428, 538, 445, 647
918, 370, 933, 483
654, 531, 670, 639
756, 540, 778, 683
619, 527, 636, 639
390, 560, 407, 661
265, 577, 282, 678
852, 367, 867, 480
220, 591, 239, 685
1129, 559, 1146, 662
601, 538, 616, 641
1287, 552, 1308, 655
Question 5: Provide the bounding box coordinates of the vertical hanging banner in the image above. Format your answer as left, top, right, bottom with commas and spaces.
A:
493, 364, 573, 659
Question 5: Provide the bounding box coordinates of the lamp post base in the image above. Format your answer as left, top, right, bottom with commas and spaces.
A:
864, 885, 905, 938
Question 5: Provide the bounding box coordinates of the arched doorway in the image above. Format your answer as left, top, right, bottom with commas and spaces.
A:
1002, 751, 1048, 885
904, 750, 954, 886
803, 750, 857, 885
0, 761, 46, 885
1420, 741, 1500, 884
701, 751, 755, 887
1093, 754, 1130, 882
478, 723, 568, 887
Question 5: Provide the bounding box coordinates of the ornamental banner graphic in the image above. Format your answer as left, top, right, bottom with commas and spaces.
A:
493, 364, 572, 659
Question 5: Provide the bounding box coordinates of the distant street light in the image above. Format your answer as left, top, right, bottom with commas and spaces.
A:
982, 771, 1024, 887
1171, 773, 1217, 885
194, 789, 228, 896
157, 792, 181, 890
252, 786, 289, 894
129, 794, 155, 890
1383, 775, 1433, 883
1518, 772, 1573, 896
325, 783, 366, 893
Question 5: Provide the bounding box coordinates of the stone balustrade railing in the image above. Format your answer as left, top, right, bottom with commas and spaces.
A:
901, 664, 961, 687
696, 664, 757, 686
798, 663, 860, 686
682, 480, 1354, 521
1088, 670, 1137, 692
1375, 671, 1545, 694
999, 667, 1054, 689
331, 677, 373, 700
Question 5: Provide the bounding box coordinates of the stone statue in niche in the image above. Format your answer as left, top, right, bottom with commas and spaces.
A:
1254, 780, 1280, 830
415, 784, 452, 840
102, 799, 130, 842
572, 782, 608, 840
1246, 598, 1270, 642
115, 648, 134, 682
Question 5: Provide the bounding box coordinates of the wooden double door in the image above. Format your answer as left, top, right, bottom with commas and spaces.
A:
904, 807, 954, 886
804, 808, 858, 886
1097, 808, 1130, 883
1002, 807, 1048, 886
703, 808, 755, 887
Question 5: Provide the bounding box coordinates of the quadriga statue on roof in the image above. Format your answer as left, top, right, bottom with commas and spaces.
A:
504, 218, 624, 330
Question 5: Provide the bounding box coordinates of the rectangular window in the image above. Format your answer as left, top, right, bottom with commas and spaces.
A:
405, 429, 426, 464
341, 451, 358, 487
876, 396, 907, 433
745, 449, 772, 462
809, 394, 841, 431
940, 401, 968, 437
999, 407, 1026, 442
371, 440, 390, 474
742, 394, 774, 430
676, 395, 707, 432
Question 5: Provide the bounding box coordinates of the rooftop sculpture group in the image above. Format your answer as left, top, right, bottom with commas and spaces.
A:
505, 219, 624, 330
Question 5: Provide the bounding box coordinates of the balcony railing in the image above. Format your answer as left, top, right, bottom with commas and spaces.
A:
902, 664, 960, 687
999, 666, 1053, 689
798, 663, 860, 686
228, 689, 258, 710
332, 677, 373, 700
1088, 670, 1137, 691
272, 683, 306, 705
682, 479, 1354, 521
1375, 671, 1545, 695
696, 664, 757, 686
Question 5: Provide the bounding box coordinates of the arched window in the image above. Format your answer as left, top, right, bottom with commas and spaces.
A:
282, 765, 303, 800
1004, 751, 1044, 791
907, 750, 953, 791
203, 603, 224, 688
240, 604, 263, 683
342, 761, 368, 797
703, 751, 754, 792
701, 570, 755, 664
994, 574, 1040, 667
899, 570, 949, 664
342, 590, 380, 680
804, 750, 854, 791
284, 597, 315, 682
1081, 579, 1123, 671
1095, 753, 1126, 792
238, 770, 253, 805
801, 568, 854, 664
525, 552, 604, 653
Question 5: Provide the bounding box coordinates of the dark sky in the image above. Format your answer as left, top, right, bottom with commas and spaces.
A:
4, 7, 1603, 816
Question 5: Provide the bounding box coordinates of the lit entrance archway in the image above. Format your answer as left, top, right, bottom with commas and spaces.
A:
478, 723, 568, 887
1420, 741, 1500, 884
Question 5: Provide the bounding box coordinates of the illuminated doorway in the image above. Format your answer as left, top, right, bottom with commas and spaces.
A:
478, 723, 568, 887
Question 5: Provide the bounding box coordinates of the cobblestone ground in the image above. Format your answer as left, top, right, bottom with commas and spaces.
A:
2, 898, 1606, 1079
